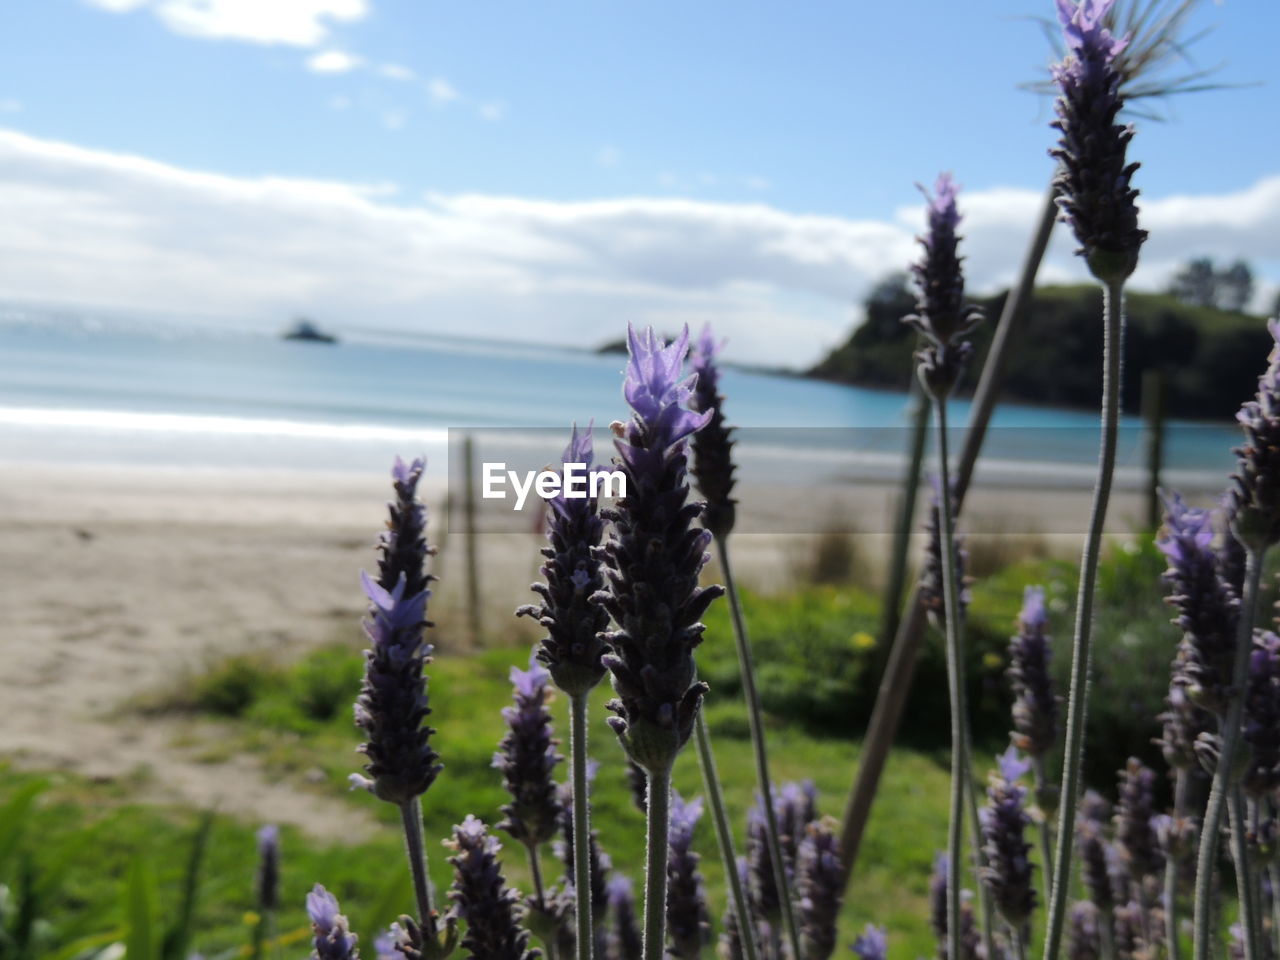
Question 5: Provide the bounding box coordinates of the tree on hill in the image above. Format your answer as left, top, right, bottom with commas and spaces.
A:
808, 277, 1270, 421
1167, 256, 1254, 312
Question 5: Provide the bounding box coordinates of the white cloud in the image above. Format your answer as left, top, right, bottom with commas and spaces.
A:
426, 78, 459, 104
0, 100, 22, 115
306, 49, 362, 73
83, 0, 369, 47
0, 128, 1276, 367
378, 63, 415, 81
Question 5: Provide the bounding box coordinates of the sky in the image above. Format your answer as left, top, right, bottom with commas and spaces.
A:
0, 0, 1277, 366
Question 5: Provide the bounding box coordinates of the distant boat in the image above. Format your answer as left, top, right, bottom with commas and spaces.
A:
282, 318, 338, 344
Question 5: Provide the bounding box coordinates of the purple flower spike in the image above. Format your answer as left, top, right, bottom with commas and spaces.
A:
307, 885, 360, 960
920, 476, 970, 629
445, 816, 536, 960
1074, 792, 1115, 912
1050, 0, 1146, 281
796, 818, 844, 960
1009, 585, 1059, 759
980, 750, 1037, 930
1113, 758, 1163, 895
1066, 902, 1102, 960
597, 324, 724, 771
1227, 320, 1280, 551
518, 423, 611, 697
666, 792, 710, 960
689, 324, 738, 540
606, 874, 642, 960
1243, 630, 1280, 797
493, 653, 563, 849
903, 174, 982, 398
851, 924, 888, 960
1158, 492, 1239, 715
256, 825, 280, 913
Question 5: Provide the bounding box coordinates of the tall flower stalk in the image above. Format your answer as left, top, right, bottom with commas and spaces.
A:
905, 169, 982, 960
351, 457, 451, 959
519, 425, 610, 960
596, 325, 722, 960
688, 325, 790, 960
1192, 320, 1280, 960
1041, 2, 1147, 956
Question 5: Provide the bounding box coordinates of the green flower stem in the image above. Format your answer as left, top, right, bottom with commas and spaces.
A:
694, 713, 760, 960
1165, 768, 1188, 960
962, 697, 996, 960
570, 692, 595, 960
643, 764, 673, 960
1032, 756, 1056, 899
934, 395, 968, 960
1042, 279, 1126, 960
1229, 788, 1262, 960
400, 797, 438, 940
715, 535, 802, 960
1193, 547, 1265, 960
1268, 858, 1280, 958
527, 845, 558, 960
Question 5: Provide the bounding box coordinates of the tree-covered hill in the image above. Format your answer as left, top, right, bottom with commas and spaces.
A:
807, 279, 1272, 420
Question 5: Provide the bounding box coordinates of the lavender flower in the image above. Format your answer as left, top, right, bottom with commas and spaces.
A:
718, 859, 751, 960
746, 801, 781, 922
928, 854, 981, 960
1008, 586, 1058, 758
1113, 758, 1162, 895
666, 792, 710, 960
605, 875, 642, 960
625, 757, 648, 814
375, 926, 408, 960
556, 768, 612, 926
796, 818, 844, 960
903, 173, 982, 398
850, 925, 888, 960
351, 460, 440, 806
688, 324, 738, 540
445, 816, 537, 960
596, 325, 722, 771
493, 655, 563, 849
1066, 902, 1101, 960
308, 885, 360, 960
256, 825, 281, 913
1074, 792, 1114, 912
1243, 630, 1280, 797
775, 780, 819, 872
921, 477, 970, 628
1157, 492, 1239, 714
1049, 0, 1146, 283
1152, 813, 1197, 864
979, 747, 1037, 930
519, 424, 611, 697
1156, 681, 1210, 772
1228, 320, 1280, 552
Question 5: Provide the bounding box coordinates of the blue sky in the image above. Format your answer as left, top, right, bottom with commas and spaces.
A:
0, 0, 1277, 364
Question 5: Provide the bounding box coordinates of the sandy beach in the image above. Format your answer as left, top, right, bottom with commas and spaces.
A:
0, 458, 1218, 833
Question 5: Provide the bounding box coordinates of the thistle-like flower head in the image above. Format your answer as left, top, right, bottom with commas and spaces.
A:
1158, 492, 1239, 714
851, 925, 888, 960
519, 423, 611, 697
493, 654, 563, 848
1050, 0, 1146, 281
796, 817, 844, 960
903, 174, 982, 398
445, 816, 537, 960
256, 824, 281, 913
308, 885, 360, 960
689, 324, 738, 540
597, 325, 723, 772
1227, 320, 1280, 551
666, 792, 710, 960
1008, 585, 1059, 758
979, 747, 1037, 929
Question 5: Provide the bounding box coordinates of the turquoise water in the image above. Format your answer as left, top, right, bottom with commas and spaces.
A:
0, 305, 1240, 484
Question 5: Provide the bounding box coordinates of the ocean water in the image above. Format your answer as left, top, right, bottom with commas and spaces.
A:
0, 304, 1241, 489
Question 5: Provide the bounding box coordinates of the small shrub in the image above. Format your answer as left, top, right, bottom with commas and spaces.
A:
191, 656, 279, 717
